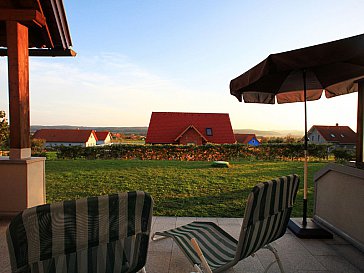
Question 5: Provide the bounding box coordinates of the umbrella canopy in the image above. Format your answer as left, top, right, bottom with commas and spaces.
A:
229, 33, 364, 228
230, 33, 364, 104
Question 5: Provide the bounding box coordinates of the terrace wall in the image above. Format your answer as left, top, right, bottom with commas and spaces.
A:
314, 163, 364, 252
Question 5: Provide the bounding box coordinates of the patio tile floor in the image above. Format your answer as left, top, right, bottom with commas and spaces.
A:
1, 217, 364, 273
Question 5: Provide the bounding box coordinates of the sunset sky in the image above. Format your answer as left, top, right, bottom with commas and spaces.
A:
0, 0, 363, 132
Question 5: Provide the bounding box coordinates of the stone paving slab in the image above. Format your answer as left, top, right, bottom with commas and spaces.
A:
1, 217, 364, 273
149, 217, 364, 273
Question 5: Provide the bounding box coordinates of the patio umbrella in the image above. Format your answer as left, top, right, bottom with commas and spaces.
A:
229, 33, 364, 236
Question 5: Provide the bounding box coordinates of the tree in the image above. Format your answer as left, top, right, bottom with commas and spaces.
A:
31, 138, 46, 156
0, 110, 10, 149
267, 137, 284, 144
284, 134, 301, 143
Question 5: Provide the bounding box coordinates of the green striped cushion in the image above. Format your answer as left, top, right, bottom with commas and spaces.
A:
238, 174, 299, 259
156, 222, 237, 271
6, 191, 153, 273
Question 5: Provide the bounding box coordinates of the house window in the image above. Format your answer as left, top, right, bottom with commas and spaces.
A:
318, 135, 320, 142
311, 136, 314, 141
206, 128, 213, 136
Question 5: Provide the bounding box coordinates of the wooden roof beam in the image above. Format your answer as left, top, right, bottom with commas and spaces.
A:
0, 9, 46, 27
0, 47, 76, 57
34, 0, 54, 48
174, 125, 208, 142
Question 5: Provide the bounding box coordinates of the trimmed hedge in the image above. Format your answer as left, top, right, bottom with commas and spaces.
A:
332, 148, 355, 162
56, 143, 330, 161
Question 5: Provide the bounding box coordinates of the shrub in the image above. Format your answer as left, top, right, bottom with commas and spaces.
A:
332, 149, 355, 163
55, 143, 330, 161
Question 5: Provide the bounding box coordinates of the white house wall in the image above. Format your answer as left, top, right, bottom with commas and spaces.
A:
104, 134, 111, 144
308, 128, 326, 144
86, 134, 97, 147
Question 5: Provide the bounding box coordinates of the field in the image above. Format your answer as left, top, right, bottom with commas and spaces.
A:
45, 159, 327, 218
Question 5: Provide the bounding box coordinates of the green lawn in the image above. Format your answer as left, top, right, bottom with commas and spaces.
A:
45, 159, 328, 218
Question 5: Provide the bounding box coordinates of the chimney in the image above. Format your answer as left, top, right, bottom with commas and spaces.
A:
336, 123, 339, 126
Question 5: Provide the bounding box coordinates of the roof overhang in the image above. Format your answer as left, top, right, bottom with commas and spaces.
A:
0, 0, 76, 57
0, 47, 76, 56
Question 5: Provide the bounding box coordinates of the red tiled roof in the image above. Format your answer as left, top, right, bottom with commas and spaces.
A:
33, 129, 97, 143
95, 131, 110, 141
145, 112, 236, 144
311, 125, 356, 144
235, 134, 257, 144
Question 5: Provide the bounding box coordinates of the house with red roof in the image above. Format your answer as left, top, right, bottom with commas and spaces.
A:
145, 112, 236, 145
95, 131, 112, 145
33, 129, 98, 147
307, 124, 356, 150
235, 134, 260, 146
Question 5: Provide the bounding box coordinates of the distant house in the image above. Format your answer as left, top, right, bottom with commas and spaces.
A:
235, 134, 260, 146
307, 124, 356, 150
145, 112, 236, 145
33, 129, 98, 147
95, 131, 112, 145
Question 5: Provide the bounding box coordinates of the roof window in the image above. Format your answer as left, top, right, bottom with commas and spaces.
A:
341, 134, 345, 138
206, 128, 213, 136
330, 134, 335, 138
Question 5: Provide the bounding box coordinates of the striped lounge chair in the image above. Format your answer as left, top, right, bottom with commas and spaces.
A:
6, 191, 153, 273
153, 174, 299, 273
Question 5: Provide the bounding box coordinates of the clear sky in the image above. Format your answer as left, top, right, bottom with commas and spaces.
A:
1, 0, 363, 132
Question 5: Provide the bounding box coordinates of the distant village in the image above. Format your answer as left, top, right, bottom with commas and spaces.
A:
31, 112, 357, 152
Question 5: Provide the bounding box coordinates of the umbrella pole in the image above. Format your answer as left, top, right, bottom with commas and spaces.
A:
287, 70, 332, 239
303, 152, 308, 224
303, 70, 308, 226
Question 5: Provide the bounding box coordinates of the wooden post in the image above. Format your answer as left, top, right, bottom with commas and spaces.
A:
356, 81, 364, 165
6, 21, 31, 159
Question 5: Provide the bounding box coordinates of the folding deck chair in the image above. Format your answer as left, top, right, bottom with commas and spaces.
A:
153, 174, 299, 273
7, 191, 153, 273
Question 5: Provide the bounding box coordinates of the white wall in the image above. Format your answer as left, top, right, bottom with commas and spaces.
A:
308, 128, 326, 144
86, 133, 97, 147
104, 133, 111, 144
